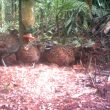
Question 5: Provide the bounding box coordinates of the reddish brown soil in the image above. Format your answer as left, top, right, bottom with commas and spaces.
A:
0, 60, 110, 110
0, 54, 109, 110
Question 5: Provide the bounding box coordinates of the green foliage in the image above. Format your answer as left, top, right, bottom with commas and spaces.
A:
35, 0, 92, 37
63, 0, 91, 35
0, 0, 19, 32
92, 0, 110, 17
0, 0, 110, 44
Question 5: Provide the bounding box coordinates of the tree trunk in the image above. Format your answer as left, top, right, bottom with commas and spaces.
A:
1, 0, 5, 27
19, 0, 25, 42
19, 0, 35, 39
12, 0, 17, 26
21, 0, 35, 32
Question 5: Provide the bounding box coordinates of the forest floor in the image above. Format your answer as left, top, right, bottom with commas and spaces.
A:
0, 55, 110, 110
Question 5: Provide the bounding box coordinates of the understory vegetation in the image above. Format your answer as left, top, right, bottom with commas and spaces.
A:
0, 0, 110, 44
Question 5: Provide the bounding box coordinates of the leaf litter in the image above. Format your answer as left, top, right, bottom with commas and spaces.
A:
0, 62, 110, 110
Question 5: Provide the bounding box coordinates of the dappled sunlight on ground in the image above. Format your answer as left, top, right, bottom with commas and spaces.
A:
0, 63, 110, 110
